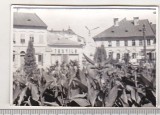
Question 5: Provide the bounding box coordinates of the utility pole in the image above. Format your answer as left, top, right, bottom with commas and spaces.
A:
143, 24, 147, 63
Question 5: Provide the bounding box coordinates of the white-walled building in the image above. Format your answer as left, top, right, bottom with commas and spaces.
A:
13, 12, 48, 70
46, 29, 85, 67
93, 17, 156, 63
13, 12, 85, 71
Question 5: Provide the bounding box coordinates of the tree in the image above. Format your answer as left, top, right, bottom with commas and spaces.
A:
94, 44, 107, 63
24, 40, 37, 77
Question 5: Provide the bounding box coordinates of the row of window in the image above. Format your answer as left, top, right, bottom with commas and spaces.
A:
106, 52, 155, 60
107, 39, 155, 47
13, 34, 44, 44
13, 53, 43, 65
20, 37, 34, 44
13, 48, 78, 65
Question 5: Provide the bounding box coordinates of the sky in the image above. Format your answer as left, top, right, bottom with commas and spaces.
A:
13, 6, 157, 41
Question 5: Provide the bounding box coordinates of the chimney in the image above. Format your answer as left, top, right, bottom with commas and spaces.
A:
133, 17, 139, 26
114, 18, 119, 26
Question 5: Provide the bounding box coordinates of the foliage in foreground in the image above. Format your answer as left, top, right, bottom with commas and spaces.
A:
13, 42, 156, 107
13, 58, 156, 107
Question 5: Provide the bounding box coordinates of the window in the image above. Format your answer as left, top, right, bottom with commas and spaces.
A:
30, 34, 34, 42
132, 40, 136, 46
75, 49, 77, 54
109, 52, 113, 58
132, 53, 136, 59
58, 49, 60, 54
117, 53, 120, 60
21, 39, 25, 44
139, 40, 143, 46
54, 49, 57, 53
13, 54, 15, 62
153, 39, 156, 44
124, 53, 129, 62
13, 51, 15, 62
147, 39, 151, 45
116, 40, 120, 46
71, 49, 74, 53
62, 49, 64, 53
108, 41, 112, 47
38, 55, 43, 65
147, 53, 152, 60
124, 40, 128, 46
20, 34, 25, 44
39, 35, 44, 44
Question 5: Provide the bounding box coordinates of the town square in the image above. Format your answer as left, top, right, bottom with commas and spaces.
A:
12, 6, 156, 107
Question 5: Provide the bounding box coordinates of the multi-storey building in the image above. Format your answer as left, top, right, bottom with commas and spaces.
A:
93, 17, 156, 63
13, 12, 48, 70
13, 12, 85, 71
46, 29, 85, 67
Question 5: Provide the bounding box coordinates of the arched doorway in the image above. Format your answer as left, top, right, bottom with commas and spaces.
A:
20, 51, 25, 66
108, 50, 113, 59
116, 50, 120, 60
117, 53, 120, 60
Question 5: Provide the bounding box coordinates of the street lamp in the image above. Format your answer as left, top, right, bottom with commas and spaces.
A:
143, 24, 147, 63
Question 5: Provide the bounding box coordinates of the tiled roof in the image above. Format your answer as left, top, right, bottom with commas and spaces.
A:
47, 29, 85, 46
48, 38, 81, 47
93, 18, 156, 41
14, 12, 47, 29
47, 31, 60, 43
49, 28, 75, 35
151, 24, 156, 34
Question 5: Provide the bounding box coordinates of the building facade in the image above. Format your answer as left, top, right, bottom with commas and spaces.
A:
13, 12, 85, 71
13, 12, 48, 71
46, 29, 85, 67
93, 17, 156, 63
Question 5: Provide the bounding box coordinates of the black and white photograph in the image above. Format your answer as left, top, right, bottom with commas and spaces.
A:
12, 6, 157, 107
